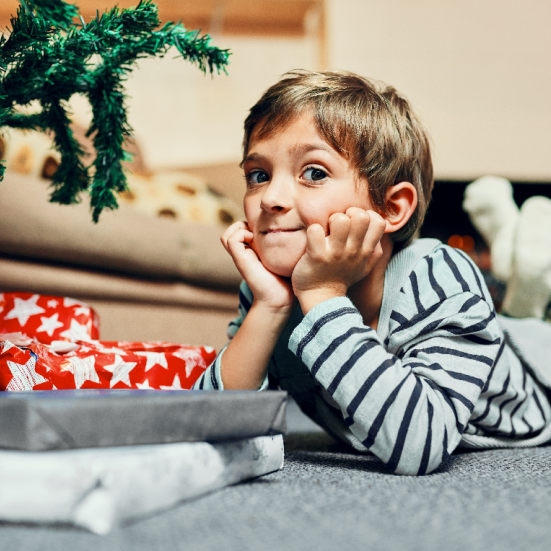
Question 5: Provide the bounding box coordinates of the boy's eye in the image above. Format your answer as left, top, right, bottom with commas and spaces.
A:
303, 167, 328, 182
246, 170, 270, 185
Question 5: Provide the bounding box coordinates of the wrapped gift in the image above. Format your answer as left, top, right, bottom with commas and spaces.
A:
0, 389, 287, 450
0, 293, 288, 535
0, 292, 99, 344
0, 388, 286, 534
0, 435, 284, 534
0, 338, 215, 391
0, 292, 217, 390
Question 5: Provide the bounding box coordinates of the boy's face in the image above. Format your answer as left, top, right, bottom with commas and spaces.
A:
243, 113, 374, 278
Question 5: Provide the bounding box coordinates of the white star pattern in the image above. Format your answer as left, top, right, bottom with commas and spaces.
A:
98, 346, 125, 355
49, 341, 80, 354
7, 356, 48, 390
141, 342, 157, 349
135, 352, 168, 372
73, 306, 90, 317
136, 378, 154, 389
47, 299, 59, 308
59, 319, 92, 342
117, 341, 134, 348
63, 298, 84, 308
102, 354, 136, 388
160, 374, 183, 390
173, 348, 207, 378
60, 355, 99, 388
36, 313, 65, 337
2, 341, 15, 354
4, 295, 45, 326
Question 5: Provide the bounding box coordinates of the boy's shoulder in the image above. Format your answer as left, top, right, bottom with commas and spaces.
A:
388, 238, 490, 302
380, 239, 494, 335
381, 238, 499, 348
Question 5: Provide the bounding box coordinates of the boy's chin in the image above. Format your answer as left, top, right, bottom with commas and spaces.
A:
260, 258, 296, 279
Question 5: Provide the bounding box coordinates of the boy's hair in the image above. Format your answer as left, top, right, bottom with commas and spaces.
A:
243, 70, 434, 248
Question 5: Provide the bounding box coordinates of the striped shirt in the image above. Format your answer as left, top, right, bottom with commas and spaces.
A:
194, 239, 551, 475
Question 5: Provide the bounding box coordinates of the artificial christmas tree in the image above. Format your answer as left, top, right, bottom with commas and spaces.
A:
0, 0, 230, 221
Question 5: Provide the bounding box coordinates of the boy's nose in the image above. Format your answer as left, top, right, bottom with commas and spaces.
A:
260, 177, 292, 213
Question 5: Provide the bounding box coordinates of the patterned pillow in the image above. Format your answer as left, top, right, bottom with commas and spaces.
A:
0, 128, 61, 180
121, 170, 244, 227
0, 128, 244, 227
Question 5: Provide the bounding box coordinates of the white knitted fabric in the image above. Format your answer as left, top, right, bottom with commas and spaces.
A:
463, 175, 519, 283
503, 196, 551, 319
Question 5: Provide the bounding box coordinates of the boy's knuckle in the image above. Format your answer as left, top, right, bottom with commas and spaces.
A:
372, 245, 384, 260
359, 213, 370, 226
313, 252, 325, 262
333, 212, 348, 223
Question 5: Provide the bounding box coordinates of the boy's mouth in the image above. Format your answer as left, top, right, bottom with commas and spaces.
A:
261, 228, 302, 234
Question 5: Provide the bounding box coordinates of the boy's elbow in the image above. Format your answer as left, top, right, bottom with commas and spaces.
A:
382, 451, 447, 476
364, 427, 454, 476
392, 457, 445, 476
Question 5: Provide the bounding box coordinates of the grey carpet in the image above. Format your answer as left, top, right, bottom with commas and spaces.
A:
2, 398, 551, 551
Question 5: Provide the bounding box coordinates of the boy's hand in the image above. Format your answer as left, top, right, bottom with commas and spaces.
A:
221, 221, 295, 311
291, 208, 387, 310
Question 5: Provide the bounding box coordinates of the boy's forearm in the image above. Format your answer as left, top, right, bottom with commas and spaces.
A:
296, 287, 347, 315
220, 302, 293, 390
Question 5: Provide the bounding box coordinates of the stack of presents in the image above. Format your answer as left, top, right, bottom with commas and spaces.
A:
0, 292, 286, 534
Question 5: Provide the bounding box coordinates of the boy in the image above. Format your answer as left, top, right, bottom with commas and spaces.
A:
193, 70, 551, 475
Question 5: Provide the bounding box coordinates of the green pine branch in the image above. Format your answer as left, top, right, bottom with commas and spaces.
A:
20, 0, 78, 29
0, 0, 231, 222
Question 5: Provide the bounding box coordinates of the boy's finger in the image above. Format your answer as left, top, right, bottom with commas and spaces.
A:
327, 212, 351, 247
221, 221, 248, 251
345, 206, 369, 219
361, 213, 387, 254
226, 228, 254, 255
347, 209, 371, 250
221, 220, 246, 243
306, 224, 326, 258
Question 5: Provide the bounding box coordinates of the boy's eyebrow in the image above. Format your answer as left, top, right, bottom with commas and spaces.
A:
289, 142, 339, 158
242, 143, 338, 165
241, 152, 265, 165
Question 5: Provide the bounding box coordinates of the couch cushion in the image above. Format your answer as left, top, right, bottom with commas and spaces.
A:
0, 256, 238, 310
0, 174, 241, 289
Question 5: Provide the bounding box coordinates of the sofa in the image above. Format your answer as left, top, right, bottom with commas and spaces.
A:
0, 166, 244, 352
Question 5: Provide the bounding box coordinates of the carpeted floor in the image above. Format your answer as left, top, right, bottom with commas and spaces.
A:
2, 398, 551, 550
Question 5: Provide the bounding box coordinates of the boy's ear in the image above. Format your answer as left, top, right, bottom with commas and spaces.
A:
383, 182, 418, 233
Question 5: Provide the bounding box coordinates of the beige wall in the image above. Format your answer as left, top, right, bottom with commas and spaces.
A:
71, 0, 551, 182
71, 36, 318, 171
327, 0, 551, 181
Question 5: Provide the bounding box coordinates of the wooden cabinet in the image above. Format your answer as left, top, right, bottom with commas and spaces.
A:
1, 0, 323, 37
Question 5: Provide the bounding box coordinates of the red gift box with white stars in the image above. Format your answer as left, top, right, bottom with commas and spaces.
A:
0, 292, 215, 391
0, 292, 100, 344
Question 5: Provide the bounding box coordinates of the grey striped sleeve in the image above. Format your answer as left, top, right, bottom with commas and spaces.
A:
192, 347, 224, 390
288, 246, 502, 475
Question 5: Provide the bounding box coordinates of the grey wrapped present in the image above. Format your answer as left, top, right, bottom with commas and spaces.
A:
0, 389, 287, 451
0, 435, 284, 534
